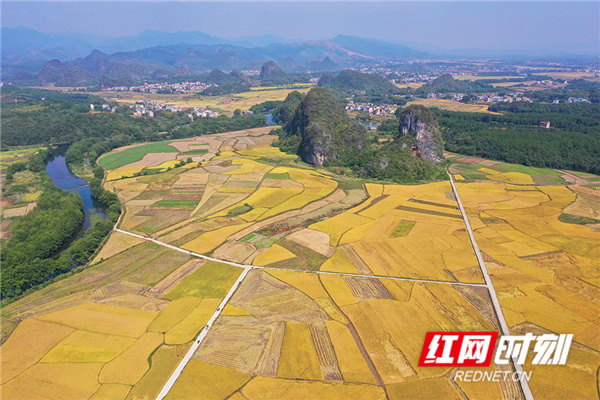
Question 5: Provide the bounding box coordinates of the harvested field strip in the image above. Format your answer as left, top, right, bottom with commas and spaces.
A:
229, 270, 328, 324
325, 321, 377, 384
194, 318, 283, 376
91, 232, 145, 264
452, 286, 498, 329
387, 378, 462, 400
340, 244, 372, 275
356, 195, 389, 214
255, 323, 285, 377
519, 250, 563, 259
133, 210, 192, 235
408, 198, 458, 209
309, 323, 343, 381
396, 205, 462, 219
343, 277, 394, 301
277, 323, 323, 380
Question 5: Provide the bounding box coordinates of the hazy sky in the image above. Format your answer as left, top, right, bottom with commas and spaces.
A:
2, 1, 599, 52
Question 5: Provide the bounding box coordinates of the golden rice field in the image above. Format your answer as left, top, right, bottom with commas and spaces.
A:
0, 253, 247, 400
457, 181, 600, 399
2, 124, 599, 399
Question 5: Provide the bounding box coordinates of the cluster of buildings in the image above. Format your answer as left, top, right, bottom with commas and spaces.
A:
426, 92, 465, 101
345, 101, 396, 115
425, 92, 534, 103
476, 92, 532, 103
89, 104, 117, 113
101, 81, 214, 93
131, 100, 218, 118
566, 97, 591, 104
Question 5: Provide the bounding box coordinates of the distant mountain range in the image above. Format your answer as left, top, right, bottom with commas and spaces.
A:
2, 27, 435, 85
2, 26, 597, 86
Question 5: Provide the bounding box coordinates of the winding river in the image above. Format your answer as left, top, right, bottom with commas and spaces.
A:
45, 154, 107, 233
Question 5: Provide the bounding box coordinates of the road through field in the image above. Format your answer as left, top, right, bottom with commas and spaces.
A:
448, 172, 535, 400
114, 228, 487, 287
112, 201, 493, 400
154, 265, 252, 400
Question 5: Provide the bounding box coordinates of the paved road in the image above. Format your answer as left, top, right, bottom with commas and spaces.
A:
115, 228, 486, 288
448, 173, 535, 400
114, 188, 521, 400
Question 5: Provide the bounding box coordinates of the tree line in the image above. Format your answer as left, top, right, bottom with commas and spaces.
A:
437, 104, 600, 174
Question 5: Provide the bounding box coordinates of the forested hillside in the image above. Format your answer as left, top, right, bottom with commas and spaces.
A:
438, 103, 600, 174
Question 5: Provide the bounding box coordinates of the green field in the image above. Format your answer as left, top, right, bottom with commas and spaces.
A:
391, 221, 416, 237
154, 199, 200, 207
98, 142, 180, 170
163, 261, 242, 300
227, 204, 253, 217
448, 154, 566, 185
266, 172, 290, 180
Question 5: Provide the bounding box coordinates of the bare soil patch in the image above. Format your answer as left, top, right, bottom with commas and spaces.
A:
287, 229, 335, 257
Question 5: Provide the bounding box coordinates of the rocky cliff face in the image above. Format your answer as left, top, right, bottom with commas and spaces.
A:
399, 105, 444, 164
283, 87, 365, 166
